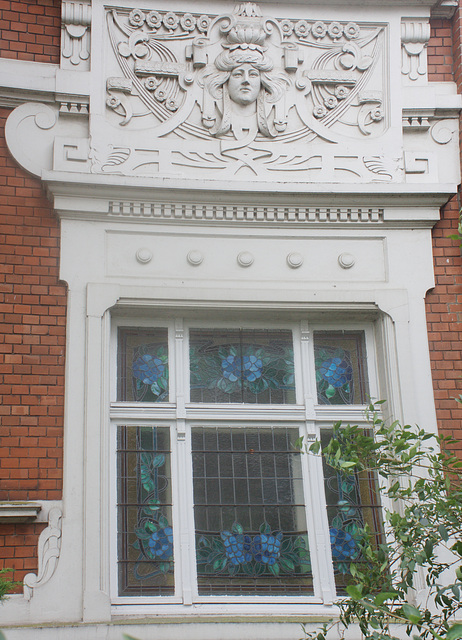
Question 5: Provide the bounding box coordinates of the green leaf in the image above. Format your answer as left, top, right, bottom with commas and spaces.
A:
447, 624, 462, 640
374, 591, 399, 606
340, 461, 357, 469
402, 604, 422, 624
438, 525, 449, 542
346, 584, 363, 600
309, 440, 321, 455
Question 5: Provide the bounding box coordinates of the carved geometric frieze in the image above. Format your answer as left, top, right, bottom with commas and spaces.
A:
401, 21, 430, 82
107, 202, 384, 224
62, 1, 91, 70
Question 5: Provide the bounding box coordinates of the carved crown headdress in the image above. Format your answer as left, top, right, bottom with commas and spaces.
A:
216, 3, 272, 71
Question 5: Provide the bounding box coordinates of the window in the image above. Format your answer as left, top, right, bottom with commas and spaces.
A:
111, 319, 381, 604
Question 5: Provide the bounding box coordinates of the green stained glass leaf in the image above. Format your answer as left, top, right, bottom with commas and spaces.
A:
146, 521, 156, 533
212, 537, 225, 552
159, 562, 171, 574
157, 377, 167, 391
135, 526, 152, 540
142, 479, 155, 493
152, 454, 165, 468
326, 385, 336, 398
279, 557, 295, 572
281, 538, 292, 552
158, 514, 169, 529
247, 377, 268, 393
217, 377, 240, 393
269, 563, 280, 576
213, 557, 228, 572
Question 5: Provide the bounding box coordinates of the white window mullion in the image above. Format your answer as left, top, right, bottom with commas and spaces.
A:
299, 321, 336, 604
173, 319, 198, 604
303, 422, 336, 604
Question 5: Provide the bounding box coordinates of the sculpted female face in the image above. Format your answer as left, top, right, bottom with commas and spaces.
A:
227, 63, 261, 106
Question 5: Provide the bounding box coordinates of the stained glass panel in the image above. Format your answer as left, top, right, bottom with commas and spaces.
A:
321, 430, 382, 593
117, 426, 174, 595
118, 328, 169, 402
192, 427, 312, 595
189, 329, 295, 404
314, 331, 368, 405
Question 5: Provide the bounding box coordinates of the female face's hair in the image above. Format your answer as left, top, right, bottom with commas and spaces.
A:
206, 48, 285, 104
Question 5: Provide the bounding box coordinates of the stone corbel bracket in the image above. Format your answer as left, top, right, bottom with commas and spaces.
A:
401, 21, 430, 82
62, 1, 91, 69
23, 507, 63, 601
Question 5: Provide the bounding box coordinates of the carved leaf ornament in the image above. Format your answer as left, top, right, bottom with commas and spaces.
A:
102, 2, 386, 178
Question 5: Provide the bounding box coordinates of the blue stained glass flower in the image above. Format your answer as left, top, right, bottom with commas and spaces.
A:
148, 526, 173, 560
252, 532, 283, 565
221, 531, 252, 565
242, 355, 263, 382
221, 355, 263, 383
133, 354, 166, 384
319, 357, 353, 388
330, 527, 357, 561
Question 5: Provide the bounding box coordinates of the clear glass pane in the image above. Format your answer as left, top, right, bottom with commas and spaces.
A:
118, 328, 169, 402
321, 430, 382, 593
314, 331, 368, 405
192, 427, 312, 595
117, 426, 174, 595
189, 329, 295, 404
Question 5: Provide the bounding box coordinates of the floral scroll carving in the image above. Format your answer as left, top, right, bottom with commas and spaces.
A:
23, 508, 63, 601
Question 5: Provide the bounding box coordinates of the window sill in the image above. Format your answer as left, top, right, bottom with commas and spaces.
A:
0, 502, 42, 523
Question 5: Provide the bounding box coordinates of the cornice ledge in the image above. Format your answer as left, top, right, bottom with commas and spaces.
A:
0, 59, 91, 109
0, 502, 42, 523
403, 83, 462, 116
0, 59, 58, 108
42, 170, 458, 210
430, 0, 458, 18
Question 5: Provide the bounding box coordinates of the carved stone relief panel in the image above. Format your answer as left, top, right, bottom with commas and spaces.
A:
89, 2, 396, 184
5, 1, 460, 190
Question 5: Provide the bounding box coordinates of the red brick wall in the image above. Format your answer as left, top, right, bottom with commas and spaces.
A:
426, 15, 462, 448
0, 0, 63, 589
0, 105, 66, 585
0, 0, 61, 63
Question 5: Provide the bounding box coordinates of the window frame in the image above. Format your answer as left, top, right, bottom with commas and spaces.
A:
109, 315, 379, 608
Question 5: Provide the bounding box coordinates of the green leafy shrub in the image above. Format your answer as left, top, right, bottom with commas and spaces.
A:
0, 569, 18, 603
301, 401, 462, 640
